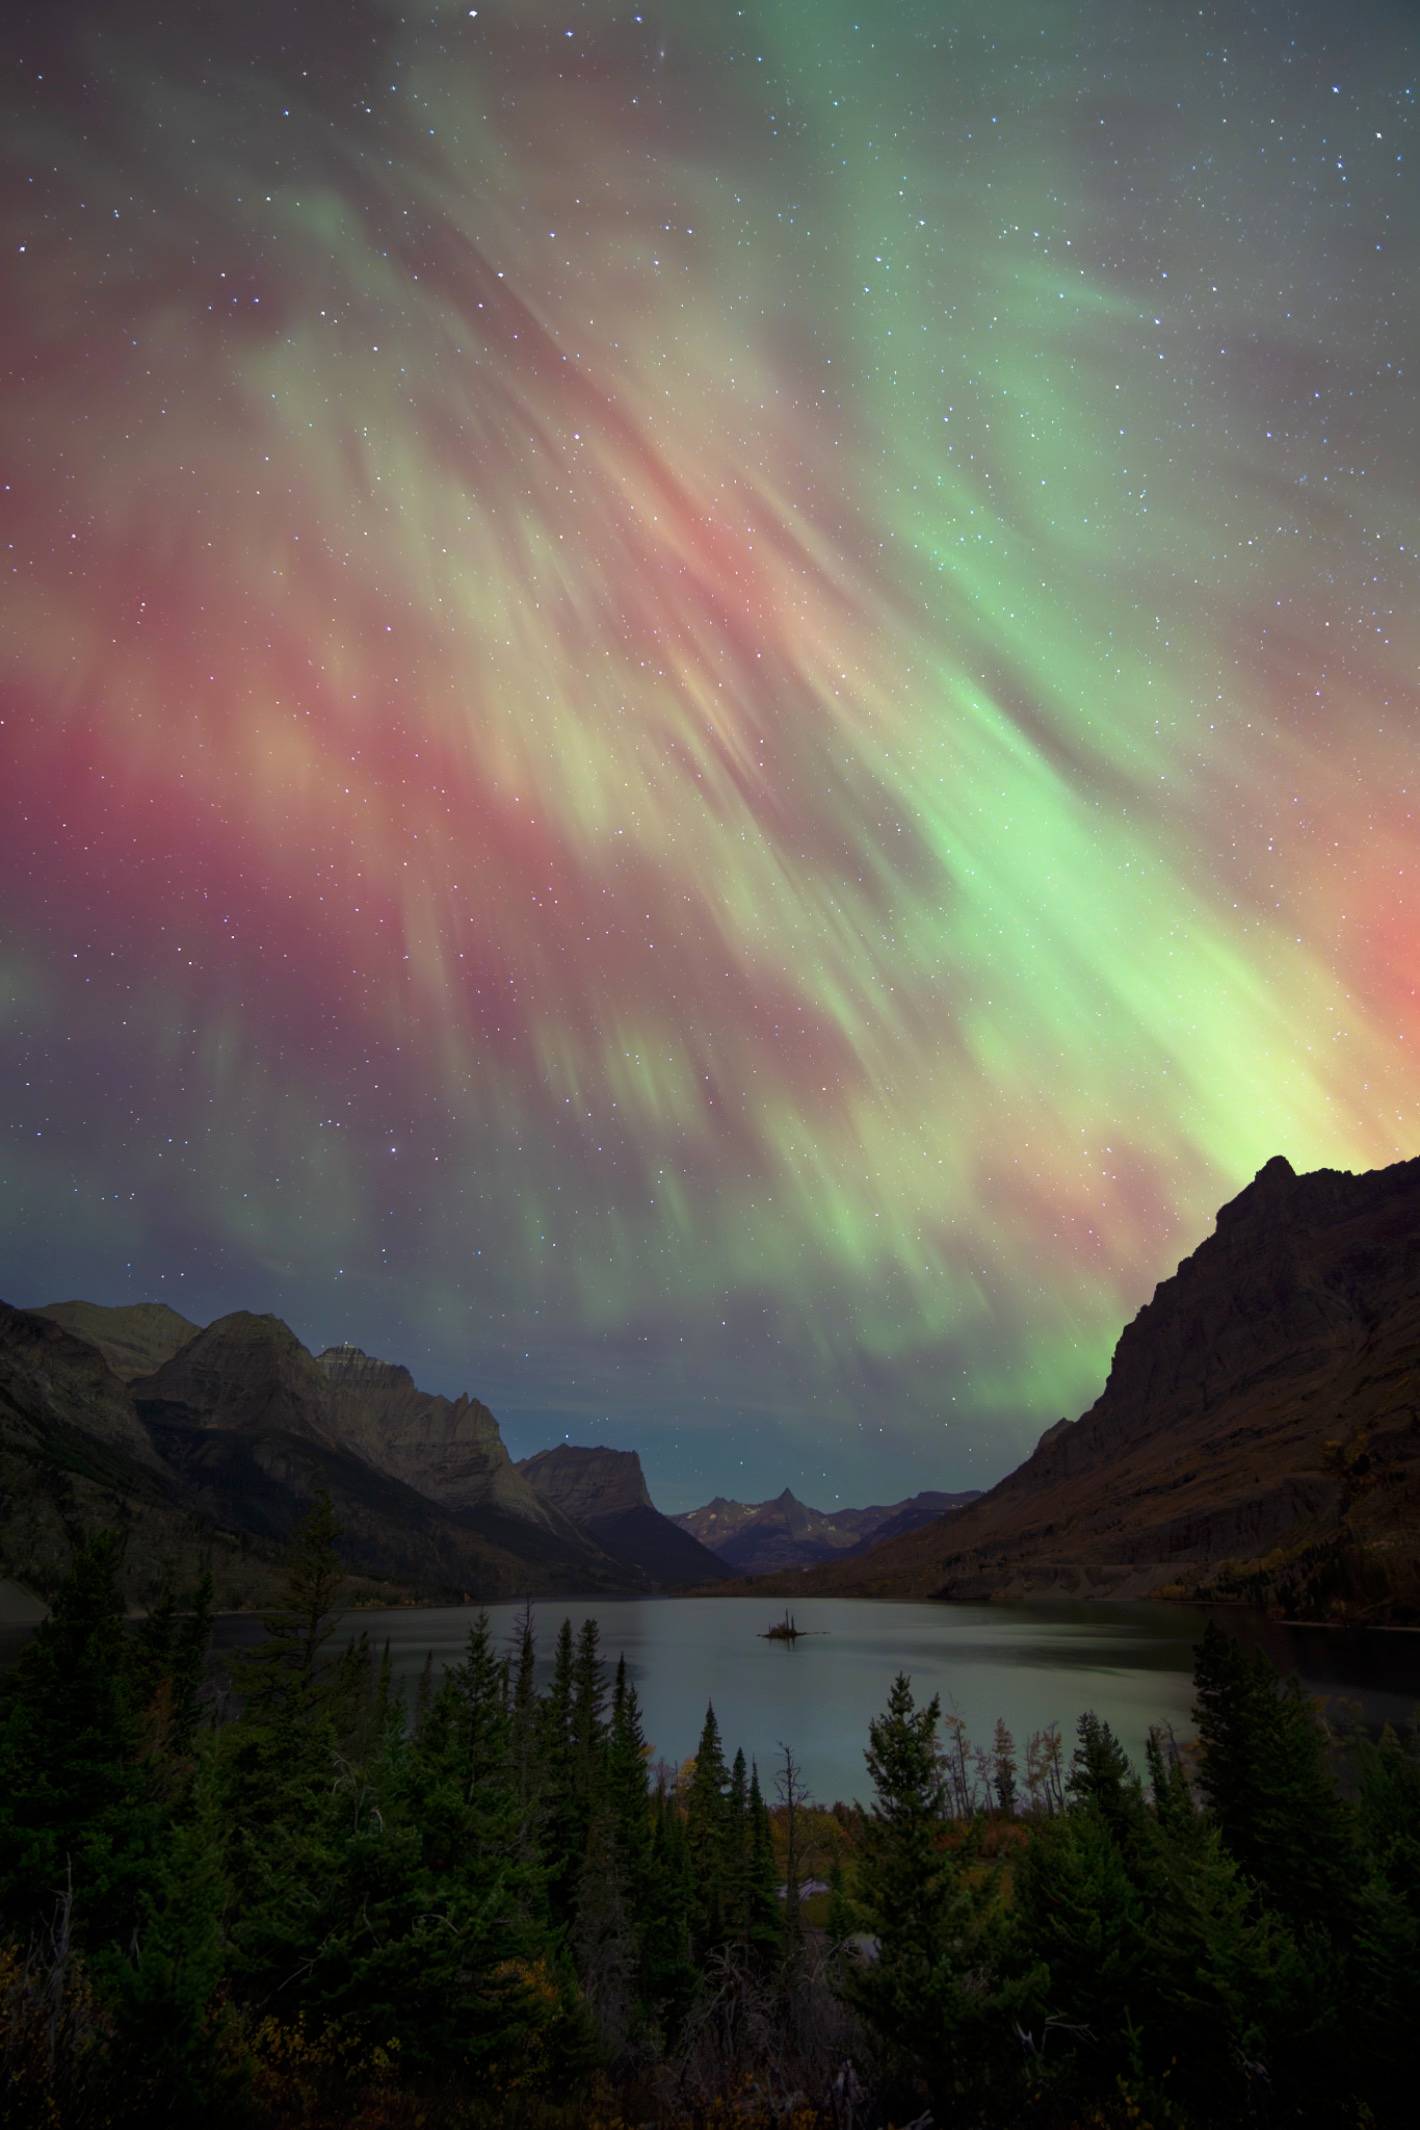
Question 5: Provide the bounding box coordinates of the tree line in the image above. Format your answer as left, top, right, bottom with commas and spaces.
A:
1, 1500, 1418, 2128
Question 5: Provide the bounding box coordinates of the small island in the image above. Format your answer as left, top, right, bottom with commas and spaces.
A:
761, 1609, 824, 1642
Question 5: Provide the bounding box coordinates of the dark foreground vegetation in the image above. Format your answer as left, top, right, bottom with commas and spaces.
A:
2, 1506, 1418, 2129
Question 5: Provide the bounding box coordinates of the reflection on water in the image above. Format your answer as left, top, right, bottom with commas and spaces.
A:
4, 1594, 1415, 1804
224, 1597, 1420, 1805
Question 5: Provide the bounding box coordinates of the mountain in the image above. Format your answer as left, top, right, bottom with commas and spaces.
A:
134, 1311, 347, 1448
1, 1301, 645, 1607
38, 1299, 200, 1381
842, 1489, 983, 1553
517, 1444, 732, 1588
314, 1344, 563, 1528
675, 1485, 980, 1575
132, 1313, 638, 1598
755, 1156, 1420, 1621
0, 1300, 294, 1610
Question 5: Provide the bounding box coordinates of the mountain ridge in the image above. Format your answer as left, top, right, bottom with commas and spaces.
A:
675, 1483, 981, 1575
517, 1444, 731, 1588
733, 1155, 1420, 1619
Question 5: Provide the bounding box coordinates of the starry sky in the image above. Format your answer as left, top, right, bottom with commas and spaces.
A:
1, 0, 1416, 1512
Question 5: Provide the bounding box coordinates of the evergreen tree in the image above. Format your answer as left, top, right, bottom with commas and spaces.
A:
1134, 1804, 1300, 2119
642, 1777, 697, 2039
114, 1751, 232, 2121
1068, 1710, 1148, 1854
684, 1702, 731, 1957
1193, 1621, 1359, 1936
847, 1672, 993, 2115
605, 1657, 652, 1924
0, 1531, 157, 1950
540, 1618, 581, 1923
449, 1612, 511, 1796
725, 1745, 751, 1942
509, 1599, 540, 1808
744, 1762, 783, 1969
217, 1497, 347, 1997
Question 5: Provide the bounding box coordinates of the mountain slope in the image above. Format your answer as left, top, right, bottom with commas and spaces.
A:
314, 1344, 562, 1527
0, 1300, 292, 1609
763, 1157, 1420, 1619
518, 1445, 731, 1588
37, 1300, 200, 1382
134, 1314, 640, 1598
676, 1485, 980, 1575
2, 1302, 645, 1606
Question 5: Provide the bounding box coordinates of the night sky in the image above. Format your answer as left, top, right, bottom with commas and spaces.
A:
1, 1, 1416, 1511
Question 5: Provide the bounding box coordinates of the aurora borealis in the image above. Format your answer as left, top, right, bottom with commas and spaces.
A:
1, 1, 1416, 1507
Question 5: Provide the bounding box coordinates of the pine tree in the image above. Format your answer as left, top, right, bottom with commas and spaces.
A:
1193, 1621, 1359, 1936
540, 1618, 581, 1923
744, 1762, 782, 1969
1134, 1803, 1300, 2117
605, 1657, 652, 1921
684, 1702, 731, 1957
847, 1673, 992, 2115
1068, 1710, 1148, 1853
509, 1599, 540, 1808
449, 1612, 511, 1796
0, 1531, 158, 1950
114, 1750, 232, 2118
217, 1498, 347, 1997
642, 1778, 697, 2039
725, 1746, 751, 1942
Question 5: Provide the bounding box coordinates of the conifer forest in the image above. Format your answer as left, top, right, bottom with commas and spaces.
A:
2, 1503, 1418, 2130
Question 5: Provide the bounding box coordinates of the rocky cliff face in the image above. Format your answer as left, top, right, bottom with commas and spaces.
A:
315, 1344, 560, 1528
135, 1312, 344, 1448
518, 1444, 731, 1588
771, 1156, 1420, 1619
517, 1445, 653, 1522
1, 1304, 165, 1471
38, 1300, 200, 1382
0, 1299, 292, 1609
0, 1300, 650, 1606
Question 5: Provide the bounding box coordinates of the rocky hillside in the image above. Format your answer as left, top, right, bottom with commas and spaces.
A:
518, 1445, 731, 1588
1, 1302, 298, 1610
1, 1301, 644, 1607
759, 1156, 1420, 1620
38, 1299, 200, 1381
315, 1343, 566, 1530
676, 1484, 980, 1575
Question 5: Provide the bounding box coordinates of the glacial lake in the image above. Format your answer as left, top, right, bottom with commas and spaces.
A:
5, 1594, 1416, 1804
207, 1595, 1420, 1805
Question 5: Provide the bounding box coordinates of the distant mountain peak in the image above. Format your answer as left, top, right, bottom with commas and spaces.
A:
675, 1482, 980, 1575
517, 1443, 729, 1589
518, 1444, 653, 1519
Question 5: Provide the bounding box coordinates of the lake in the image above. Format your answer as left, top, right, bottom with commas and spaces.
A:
5, 1593, 1414, 1804
201, 1595, 1420, 1805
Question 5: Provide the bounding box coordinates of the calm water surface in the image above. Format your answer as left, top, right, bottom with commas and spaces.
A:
211, 1597, 1420, 1804
5, 1595, 1414, 1803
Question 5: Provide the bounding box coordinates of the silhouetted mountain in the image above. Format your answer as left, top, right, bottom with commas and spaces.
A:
676, 1484, 980, 1575
518, 1444, 731, 1588
38, 1299, 200, 1381
758, 1157, 1420, 1621
2, 1301, 645, 1606
315, 1343, 569, 1529
0, 1301, 293, 1610
134, 1311, 347, 1448
841, 1489, 982, 1553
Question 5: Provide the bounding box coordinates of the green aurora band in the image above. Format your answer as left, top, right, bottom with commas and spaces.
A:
1, 0, 1416, 1499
